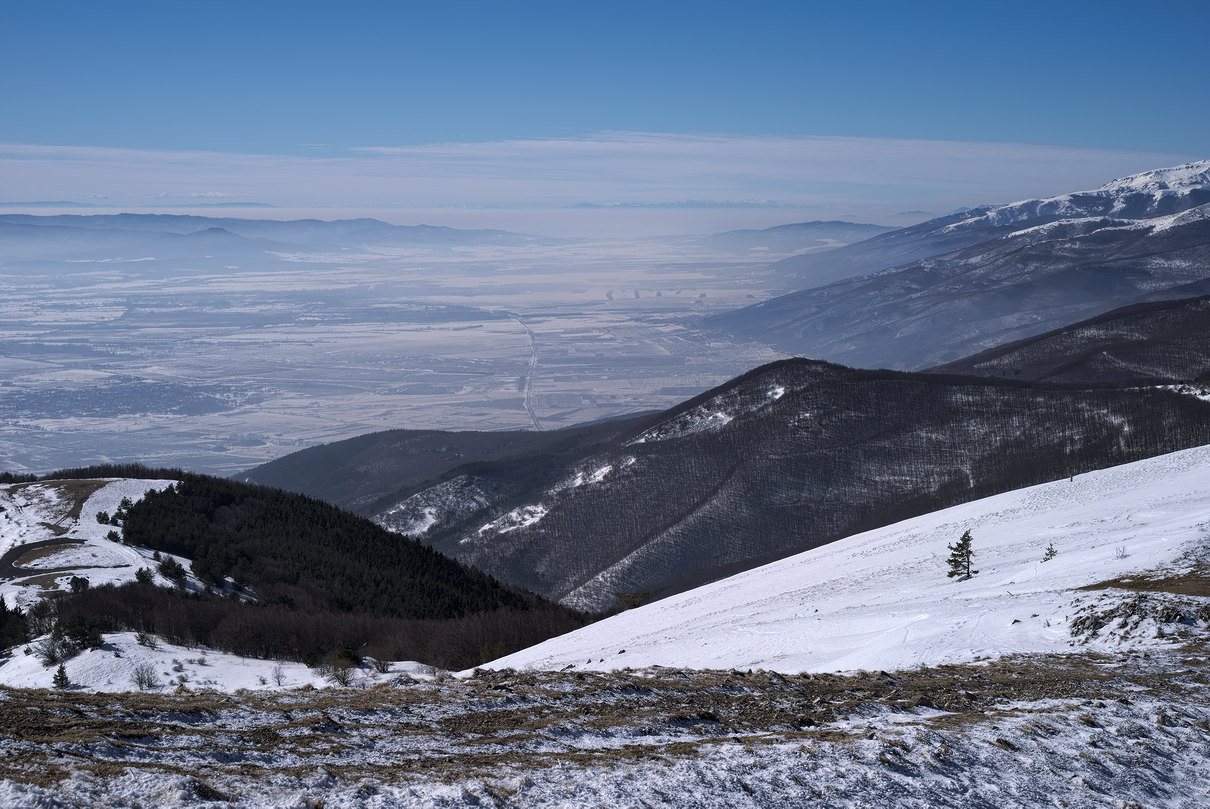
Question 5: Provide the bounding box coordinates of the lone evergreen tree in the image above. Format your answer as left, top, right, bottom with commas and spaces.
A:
946, 530, 978, 580
1042, 542, 1057, 562
53, 663, 70, 689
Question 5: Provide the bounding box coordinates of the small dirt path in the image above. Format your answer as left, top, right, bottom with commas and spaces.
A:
0, 538, 90, 578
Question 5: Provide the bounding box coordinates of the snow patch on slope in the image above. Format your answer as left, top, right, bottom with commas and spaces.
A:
632, 382, 788, 444
0, 631, 430, 692
473, 504, 548, 538
554, 461, 618, 492
375, 475, 491, 537
1160, 382, 1210, 403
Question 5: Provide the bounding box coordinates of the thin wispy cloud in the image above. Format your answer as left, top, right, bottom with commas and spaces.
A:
0, 134, 1197, 234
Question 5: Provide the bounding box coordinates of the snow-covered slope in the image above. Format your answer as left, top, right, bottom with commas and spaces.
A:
0, 478, 188, 611
715, 160, 1210, 369
484, 444, 1210, 674
944, 159, 1210, 232
0, 630, 428, 691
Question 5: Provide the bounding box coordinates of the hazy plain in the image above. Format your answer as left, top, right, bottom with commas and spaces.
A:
0, 224, 807, 474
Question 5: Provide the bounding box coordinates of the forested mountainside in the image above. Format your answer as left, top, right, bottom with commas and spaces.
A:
928, 295, 1210, 384
711, 161, 1210, 369
240, 416, 650, 516
248, 358, 1210, 613
7, 468, 587, 669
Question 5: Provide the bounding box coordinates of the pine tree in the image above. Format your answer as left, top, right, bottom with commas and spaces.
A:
946, 530, 978, 580
53, 663, 70, 689
1042, 542, 1057, 562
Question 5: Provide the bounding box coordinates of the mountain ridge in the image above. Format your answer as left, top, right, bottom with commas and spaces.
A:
711, 160, 1210, 369
243, 354, 1210, 612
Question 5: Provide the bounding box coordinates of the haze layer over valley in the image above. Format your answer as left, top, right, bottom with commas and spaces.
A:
0, 216, 835, 474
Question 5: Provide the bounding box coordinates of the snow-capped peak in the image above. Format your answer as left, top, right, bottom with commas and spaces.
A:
941, 159, 1210, 234
1094, 159, 1210, 195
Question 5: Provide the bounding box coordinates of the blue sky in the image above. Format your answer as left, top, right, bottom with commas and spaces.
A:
2, 1, 1206, 233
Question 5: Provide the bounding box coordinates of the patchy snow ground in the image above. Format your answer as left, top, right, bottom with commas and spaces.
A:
486, 444, 1210, 674
0, 631, 430, 692
0, 478, 184, 612
1, 647, 1208, 808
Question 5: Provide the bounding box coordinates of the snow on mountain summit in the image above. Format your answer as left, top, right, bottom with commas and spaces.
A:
942, 159, 1210, 233
483, 444, 1210, 675
1095, 159, 1210, 194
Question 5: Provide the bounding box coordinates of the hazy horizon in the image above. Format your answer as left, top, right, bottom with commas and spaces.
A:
1, 134, 1199, 238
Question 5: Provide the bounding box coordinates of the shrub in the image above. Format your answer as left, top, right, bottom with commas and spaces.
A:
614, 591, 652, 611
34, 630, 78, 667
321, 658, 357, 687
131, 663, 160, 690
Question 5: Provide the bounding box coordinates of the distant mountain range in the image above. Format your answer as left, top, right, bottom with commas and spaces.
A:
0, 213, 540, 266
711, 161, 1210, 368
0, 213, 896, 272
696, 220, 895, 256
0, 212, 535, 244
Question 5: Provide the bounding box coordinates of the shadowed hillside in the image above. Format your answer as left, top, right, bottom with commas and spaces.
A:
928, 295, 1210, 384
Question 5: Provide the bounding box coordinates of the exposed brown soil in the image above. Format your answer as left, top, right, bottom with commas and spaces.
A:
1080, 562, 1210, 597
13, 541, 86, 567
11, 573, 71, 592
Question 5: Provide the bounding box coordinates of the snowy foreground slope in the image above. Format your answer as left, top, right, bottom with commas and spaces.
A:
2, 450, 1209, 807
487, 444, 1210, 673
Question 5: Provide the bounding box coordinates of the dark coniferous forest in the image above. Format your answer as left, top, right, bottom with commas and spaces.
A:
35, 469, 589, 668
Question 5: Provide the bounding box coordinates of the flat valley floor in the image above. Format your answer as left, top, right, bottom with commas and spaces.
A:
0, 237, 784, 474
